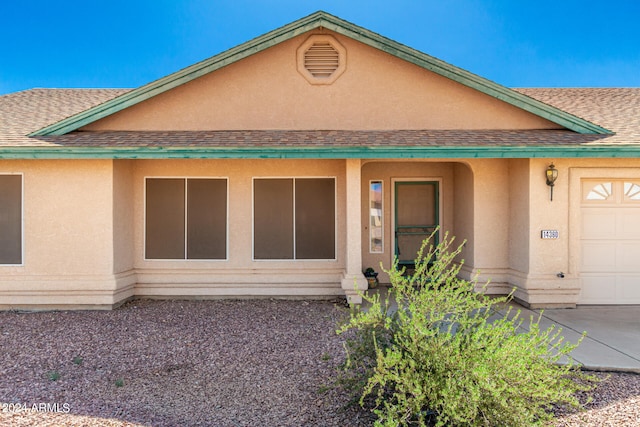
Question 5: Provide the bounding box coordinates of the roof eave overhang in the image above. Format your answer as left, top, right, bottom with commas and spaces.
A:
2, 145, 639, 160
29, 11, 612, 137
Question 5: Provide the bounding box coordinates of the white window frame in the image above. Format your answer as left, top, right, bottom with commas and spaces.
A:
143, 176, 229, 261
251, 176, 338, 261
582, 179, 640, 205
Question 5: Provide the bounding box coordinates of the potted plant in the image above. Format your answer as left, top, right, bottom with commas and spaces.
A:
363, 267, 379, 289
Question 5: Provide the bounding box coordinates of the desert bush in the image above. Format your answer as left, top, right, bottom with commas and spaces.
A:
338, 231, 597, 426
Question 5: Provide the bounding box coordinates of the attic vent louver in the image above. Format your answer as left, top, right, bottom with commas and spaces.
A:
297, 34, 346, 85
305, 42, 339, 78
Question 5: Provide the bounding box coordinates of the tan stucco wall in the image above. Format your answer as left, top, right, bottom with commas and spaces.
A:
357, 159, 533, 294
356, 158, 640, 307
21, 160, 114, 275
0, 160, 119, 308
502, 158, 640, 307
81, 30, 561, 132
130, 159, 347, 297
470, 159, 511, 273
112, 160, 136, 300
113, 160, 135, 274
452, 162, 474, 266
508, 158, 531, 274
5, 156, 640, 309
0, 158, 351, 307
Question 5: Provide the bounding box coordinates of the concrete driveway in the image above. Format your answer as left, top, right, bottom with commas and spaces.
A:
518, 304, 640, 373
364, 287, 640, 373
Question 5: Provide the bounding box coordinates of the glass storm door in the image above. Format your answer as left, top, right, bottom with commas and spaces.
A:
394, 181, 439, 267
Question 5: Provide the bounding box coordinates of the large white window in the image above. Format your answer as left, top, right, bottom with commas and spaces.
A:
253, 178, 336, 260
145, 178, 227, 260
0, 174, 22, 265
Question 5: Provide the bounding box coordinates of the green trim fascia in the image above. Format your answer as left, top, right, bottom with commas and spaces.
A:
30, 11, 611, 137
2, 145, 640, 160
31, 12, 332, 136
311, 16, 611, 135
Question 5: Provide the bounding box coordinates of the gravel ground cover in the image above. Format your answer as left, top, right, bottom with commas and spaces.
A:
0, 299, 639, 426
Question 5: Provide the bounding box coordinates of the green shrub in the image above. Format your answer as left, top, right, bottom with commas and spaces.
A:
338, 231, 597, 427
47, 371, 60, 381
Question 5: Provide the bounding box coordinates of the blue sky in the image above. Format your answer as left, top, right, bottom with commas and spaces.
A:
1, 0, 639, 95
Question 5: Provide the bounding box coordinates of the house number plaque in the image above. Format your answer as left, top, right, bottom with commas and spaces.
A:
541, 230, 559, 239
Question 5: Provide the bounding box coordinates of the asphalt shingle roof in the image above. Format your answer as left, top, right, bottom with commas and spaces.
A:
0, 87, 639, 150
515, 88, 640, 144
0, 89, 131, 146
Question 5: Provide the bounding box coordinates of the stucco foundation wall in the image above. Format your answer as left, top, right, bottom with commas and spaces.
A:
131, 159, 347, 298
0, 160, 120, 308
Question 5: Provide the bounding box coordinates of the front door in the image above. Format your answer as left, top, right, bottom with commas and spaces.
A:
394, 181, 439, 267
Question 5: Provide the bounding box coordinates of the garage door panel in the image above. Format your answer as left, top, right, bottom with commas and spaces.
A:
580, 275, 617, 304
580, 241, 616, 271
619, 243, 640, 271
619, 276, 640, 302
580, 180, 640, 305
618, 212, 640, 239
581, 211, 616, 239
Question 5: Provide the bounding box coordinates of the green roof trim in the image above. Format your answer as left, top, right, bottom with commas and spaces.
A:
30, 11, 612, 136
1, 145, 639, 160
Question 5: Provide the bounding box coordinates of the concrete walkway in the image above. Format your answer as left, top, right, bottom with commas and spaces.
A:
363, 287, 640, 373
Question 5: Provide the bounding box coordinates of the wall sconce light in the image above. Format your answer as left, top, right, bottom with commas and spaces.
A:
546, 163, 558, 201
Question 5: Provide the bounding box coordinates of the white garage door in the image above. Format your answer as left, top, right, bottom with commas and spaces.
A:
580, 180, 640, 304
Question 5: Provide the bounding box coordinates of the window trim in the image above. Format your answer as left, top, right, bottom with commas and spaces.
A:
582, 179, 640, 205
0, 173, 24, 267
252, 176, 338, 262
143, 176, 229, 262
623, 182, 640, 202
582, 180, 615, 203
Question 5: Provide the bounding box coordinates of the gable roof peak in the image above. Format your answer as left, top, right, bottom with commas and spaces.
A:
31, 11, 611, 136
